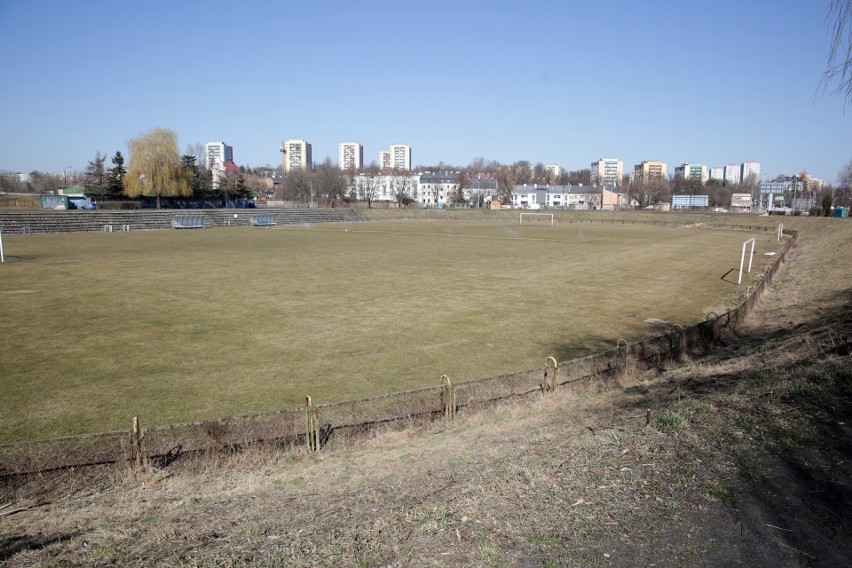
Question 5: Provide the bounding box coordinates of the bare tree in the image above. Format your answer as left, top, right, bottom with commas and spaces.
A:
125, 128, 191, 208
391, 173, 415, 207
314, 159, 347, 207
355, 168, 382, 208
0, 174, 26, 193
840, 158, 852, 187
822, 0, 852, 105
495, 165, 518, 203
468, 156, 487, 173
565, 169, 591, 186
283, 169, 312, 207
496, 161, 533, 202
184, 143, 205, 168
835, 159, 852, 206
28, 171, 62, 194
628, 177, 672, 208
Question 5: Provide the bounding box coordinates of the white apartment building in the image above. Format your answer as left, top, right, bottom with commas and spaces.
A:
724, 163, 741, 185
545, 164, 563, 179
418, 172, 459, 206
350, 173, 420, 204
590, 158, 623, 185
512, 185, 625, 210
380, 144, 411, 171
205, 141, 233, 171
348, 171, 495, 207
338, 141, 363, 171
280, 139, 312, 172
709, 166, 725, 182
741, 160, 761, 182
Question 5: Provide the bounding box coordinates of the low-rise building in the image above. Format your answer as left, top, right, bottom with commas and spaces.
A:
512, 184, 627, 210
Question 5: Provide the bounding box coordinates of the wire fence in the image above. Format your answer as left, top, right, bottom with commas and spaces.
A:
0, 226, 798, 477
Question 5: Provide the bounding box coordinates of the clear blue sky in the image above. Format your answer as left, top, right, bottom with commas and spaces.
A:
1, 0, 850, 183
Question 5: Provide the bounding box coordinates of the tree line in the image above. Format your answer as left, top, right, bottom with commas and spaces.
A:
4, 125, 850, 210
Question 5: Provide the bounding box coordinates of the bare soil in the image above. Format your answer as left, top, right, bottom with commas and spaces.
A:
2, 219, 851, 567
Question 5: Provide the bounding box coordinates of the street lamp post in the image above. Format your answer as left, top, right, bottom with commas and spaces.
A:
63, 166, 72, 188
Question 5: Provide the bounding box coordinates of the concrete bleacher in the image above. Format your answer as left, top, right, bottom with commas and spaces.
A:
0, 208, 365, 235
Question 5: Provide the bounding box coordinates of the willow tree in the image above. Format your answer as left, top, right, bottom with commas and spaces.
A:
124, 128, 191, 208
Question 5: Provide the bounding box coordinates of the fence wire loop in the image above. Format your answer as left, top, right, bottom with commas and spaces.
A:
542, 356, 559, 393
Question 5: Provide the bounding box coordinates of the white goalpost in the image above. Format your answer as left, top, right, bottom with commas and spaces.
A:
738, 237, 756, 285
519, 212, 554, 225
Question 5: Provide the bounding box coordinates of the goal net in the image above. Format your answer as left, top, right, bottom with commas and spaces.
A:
519, 212, 554, 225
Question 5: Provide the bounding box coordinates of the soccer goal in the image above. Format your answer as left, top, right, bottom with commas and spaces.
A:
519, 212, 554, 225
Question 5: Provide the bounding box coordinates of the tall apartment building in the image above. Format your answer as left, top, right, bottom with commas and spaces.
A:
709, 166, 725, 182
633, 160, 667, 183
674, 163, 709, 183
380, 144, 412, 170
590, 158, 623, 185
280, 139, 312, 172
724, 164, 741, 185
741, 160, 761, 182
205, 141, 233, 171
545, 164, 563, 179
338, 142, 363, 171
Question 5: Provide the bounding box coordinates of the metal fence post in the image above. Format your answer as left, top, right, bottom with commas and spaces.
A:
616, 339, 631, 377
441, 375, 456, 420
305, 396, 320, 452
129, 416, 144, 467
670, 324, 684, 362
542, 356, 558, 393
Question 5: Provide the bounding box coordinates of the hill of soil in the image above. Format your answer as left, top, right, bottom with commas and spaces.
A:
2, 218, 851, 567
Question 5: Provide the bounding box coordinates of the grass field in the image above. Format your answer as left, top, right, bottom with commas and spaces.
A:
0, 219, 784, 441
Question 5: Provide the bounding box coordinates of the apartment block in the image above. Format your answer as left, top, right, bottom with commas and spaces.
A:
339, 141, 363, 171
633, 160, 667, 183
380, 144, 412, 171
205, 141, 233, 171
741, 160, 761, 182
724, 163, 741, 185
590, 158, 623, 185
674, 163, 709, 183
709, 166, 724, 182
545, 164, 563, 179
280, 139, 312, 172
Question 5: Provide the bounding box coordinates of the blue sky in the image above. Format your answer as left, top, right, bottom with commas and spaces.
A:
1, 0, 850, 183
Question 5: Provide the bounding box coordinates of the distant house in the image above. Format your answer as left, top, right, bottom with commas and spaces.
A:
512, 184, 627, 210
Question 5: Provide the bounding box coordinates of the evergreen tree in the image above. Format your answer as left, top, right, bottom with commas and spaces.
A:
108, 151, 127, 197
84, 151, 108, 200
180, 154, 207, 199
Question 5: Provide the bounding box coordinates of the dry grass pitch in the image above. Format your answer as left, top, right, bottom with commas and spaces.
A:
0, 219, 783, 441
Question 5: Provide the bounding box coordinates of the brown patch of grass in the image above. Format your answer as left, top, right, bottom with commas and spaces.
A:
0, 220, 781, 441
